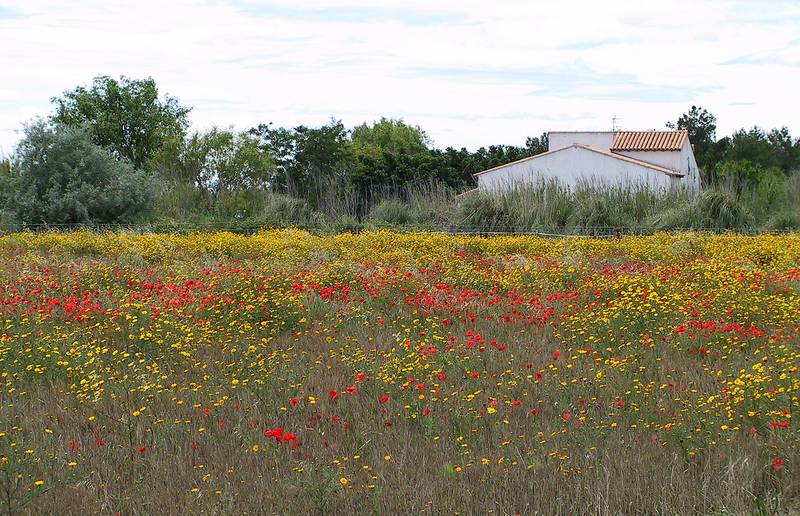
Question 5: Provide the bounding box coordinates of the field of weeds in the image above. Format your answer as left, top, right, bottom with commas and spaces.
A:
0, 230, 798, 515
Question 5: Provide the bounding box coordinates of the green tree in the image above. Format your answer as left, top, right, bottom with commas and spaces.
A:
350, 117, 430, 158
348, 118, 432, 204
180, 128, 274, 200
7, 121, 154, 225
667, 106, 719, 184
725, 127, 777, 170
766, 127, 798, 174
716, 160, 774, 195
525, 132, 549, 155
250, 119, 351, 206
51, 75, 190, 170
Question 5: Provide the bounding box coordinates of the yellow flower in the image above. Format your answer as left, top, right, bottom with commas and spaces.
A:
339, 477, 348, 485
383, 455, 392, 461
34, 480, 44, 486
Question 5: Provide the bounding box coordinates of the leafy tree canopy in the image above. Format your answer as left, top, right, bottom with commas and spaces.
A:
51, 75, 190, 170
180, 128, 274, 198
350, 118, 431, 159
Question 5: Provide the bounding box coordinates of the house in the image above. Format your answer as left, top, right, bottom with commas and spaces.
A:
474, 130, 701, 194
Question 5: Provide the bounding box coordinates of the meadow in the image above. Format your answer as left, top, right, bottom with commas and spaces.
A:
0, 230, 798, 515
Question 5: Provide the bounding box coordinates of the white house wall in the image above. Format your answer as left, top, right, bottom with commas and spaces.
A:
476, 146, 679, 192
548, 132, 614, 151
680, 140, 701, 193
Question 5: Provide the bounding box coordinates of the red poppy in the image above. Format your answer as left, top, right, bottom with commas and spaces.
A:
772, 457, 784, 471
379, 395, 389, 404
264, 427, 284, 442
471, 372, 479, 379
68, 441, 80, 453
422, 407, 432, 416
96, 438, 107, 446
346, 385, 357, 395
329, 389, 339, 401
356, 372, 366, 381
511, 400, 521, 406
284, 432, 299, 449
562, 411, 572, 421
552, 350, 560, 360
290, 397, 298, 407
202, 407, 212, 416
615, 400, 624, 408
437, 373, 447, 382
138, 445, 147, 453
530, 407, 539, 415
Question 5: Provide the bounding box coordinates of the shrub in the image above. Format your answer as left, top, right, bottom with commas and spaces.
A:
762, 210, 800, 231
7, 121, 154, 225
650, 189, 753, 230
369, 199, 417, 226
456, 191, 511, 232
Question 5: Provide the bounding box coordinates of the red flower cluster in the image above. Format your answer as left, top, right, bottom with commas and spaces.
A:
264, 426, 299, 449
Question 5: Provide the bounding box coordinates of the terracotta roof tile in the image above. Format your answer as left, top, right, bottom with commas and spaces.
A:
611, 130, 688, 151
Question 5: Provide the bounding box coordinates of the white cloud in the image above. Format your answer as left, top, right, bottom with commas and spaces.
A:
1, 0, 799, 156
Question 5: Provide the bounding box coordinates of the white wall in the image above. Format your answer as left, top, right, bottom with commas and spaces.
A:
680, 139, 701, 194
548, 132, 614, 151
477, 145, 681, 192
616, 150, 682, 173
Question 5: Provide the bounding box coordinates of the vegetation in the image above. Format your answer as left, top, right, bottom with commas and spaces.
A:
0, 230, 797, 514
1, 76, 799, 233
50, 75, 190, 170
5, 121, 154, 225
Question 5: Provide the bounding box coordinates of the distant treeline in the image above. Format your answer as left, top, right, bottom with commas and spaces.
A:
0, 75, 799, 232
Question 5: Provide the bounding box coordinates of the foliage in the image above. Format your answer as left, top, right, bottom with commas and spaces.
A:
179, 128, 274, 200
669, 106, 800, 186
51, 75, 190, 170
6, 76, 800, 230
667, 105, 719, 183
5, 121, 154, 225
249, 118, 351, 205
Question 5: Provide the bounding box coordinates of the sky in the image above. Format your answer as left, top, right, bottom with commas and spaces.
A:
1, 0, 800, 155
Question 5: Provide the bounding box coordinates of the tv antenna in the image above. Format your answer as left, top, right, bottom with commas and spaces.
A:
611, 116, 621, 132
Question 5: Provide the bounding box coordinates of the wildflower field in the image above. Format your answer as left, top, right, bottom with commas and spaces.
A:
0, 230, 798, 515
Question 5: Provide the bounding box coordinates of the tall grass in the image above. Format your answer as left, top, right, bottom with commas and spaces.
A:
8, 174, 798, 234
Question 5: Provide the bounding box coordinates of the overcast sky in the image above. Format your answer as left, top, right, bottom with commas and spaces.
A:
1, 0, 799, 155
